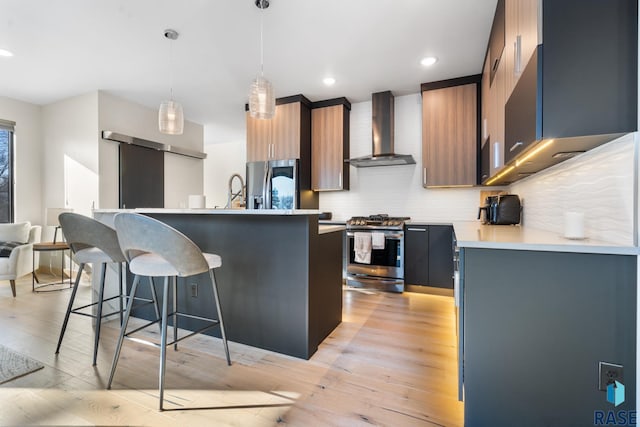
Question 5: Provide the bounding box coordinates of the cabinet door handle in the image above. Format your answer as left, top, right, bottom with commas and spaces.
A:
338, 172, 342, 188
515, 35, 522, 75
423, 168, 427, 185
493, 142, 501, 169
406, 228, 427, 232
509, 141, 524, 152
492, 57, 499, 73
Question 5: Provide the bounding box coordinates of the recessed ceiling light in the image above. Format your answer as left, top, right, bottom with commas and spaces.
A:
420, 56, 438, 67
322, 77, 336, 86
0, 49, 14, 57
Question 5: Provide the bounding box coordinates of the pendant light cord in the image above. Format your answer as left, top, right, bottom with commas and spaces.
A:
260, 1, 264, 76
169, 38, 175, 100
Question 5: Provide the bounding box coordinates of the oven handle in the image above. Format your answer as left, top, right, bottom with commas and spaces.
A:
346, 231, 403, 239
347, 275, 404, 286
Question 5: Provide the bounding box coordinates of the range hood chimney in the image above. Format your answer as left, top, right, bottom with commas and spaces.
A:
347, 91, 416, 168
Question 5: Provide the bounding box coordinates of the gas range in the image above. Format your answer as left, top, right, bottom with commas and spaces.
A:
346, 214, 410, 230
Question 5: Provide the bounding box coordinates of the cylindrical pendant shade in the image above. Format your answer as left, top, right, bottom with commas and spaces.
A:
159, 100, 184, 135
249, 75, 275, 119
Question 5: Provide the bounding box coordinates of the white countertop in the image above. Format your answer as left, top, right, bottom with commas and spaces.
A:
94, 208, 322, 216
453, 221, 638, 255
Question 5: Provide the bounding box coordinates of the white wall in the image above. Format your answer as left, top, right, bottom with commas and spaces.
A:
320, 93, 485, 221
0, 96, 43, 224
97, 91, 204, 208
42, 92, 99, 221
203, 139, 246, 208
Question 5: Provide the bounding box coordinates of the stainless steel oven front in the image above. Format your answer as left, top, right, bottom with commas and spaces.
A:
345, 229, 404, 292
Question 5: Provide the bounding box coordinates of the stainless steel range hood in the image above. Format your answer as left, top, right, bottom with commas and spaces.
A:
347, 91, 416, 168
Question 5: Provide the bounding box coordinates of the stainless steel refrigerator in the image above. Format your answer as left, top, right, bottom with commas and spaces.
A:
246, 159, 300, 210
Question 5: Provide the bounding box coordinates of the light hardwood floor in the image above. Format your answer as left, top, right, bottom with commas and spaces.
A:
0, 274, 463, 427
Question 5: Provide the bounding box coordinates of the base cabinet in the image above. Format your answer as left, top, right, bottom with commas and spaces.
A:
462, 248, 636, 426
404, 226, 429, 286
404, 225, 453, 290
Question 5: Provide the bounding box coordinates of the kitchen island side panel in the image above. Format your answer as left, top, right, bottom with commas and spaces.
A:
309, 228, 343, 350
141, 213, 340, 359
463, 248, 636, 427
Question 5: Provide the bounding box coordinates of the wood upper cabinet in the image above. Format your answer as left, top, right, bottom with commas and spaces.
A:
311, 100, 350, 191
489, 54, 506, 177
481, 53, 491, 143
246, 99, 305, 162
505, 0, 539, 100
271, 102, 301, 160
488, 0, 505, 86
421, 78, 479, 187
246, 112, 271, 162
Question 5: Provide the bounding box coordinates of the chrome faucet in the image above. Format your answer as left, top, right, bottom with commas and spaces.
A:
226, 173, 246, 208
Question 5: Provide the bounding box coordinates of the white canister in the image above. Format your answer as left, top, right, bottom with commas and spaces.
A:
564, 212, 585, 239
188, 195, 206, 209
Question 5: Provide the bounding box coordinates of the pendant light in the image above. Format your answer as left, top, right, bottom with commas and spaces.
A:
159, 29, 184, 135
248, 0, 275, 119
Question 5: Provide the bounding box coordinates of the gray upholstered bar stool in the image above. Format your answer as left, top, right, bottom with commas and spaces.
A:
107, 212, 231, 411
55, 212, 128, 366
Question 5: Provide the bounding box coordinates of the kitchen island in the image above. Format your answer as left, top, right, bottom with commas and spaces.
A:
453, 222, 637, 427
94, 208, 344, 360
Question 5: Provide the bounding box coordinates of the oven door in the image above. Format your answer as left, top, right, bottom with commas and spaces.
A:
346, 230, 404, 279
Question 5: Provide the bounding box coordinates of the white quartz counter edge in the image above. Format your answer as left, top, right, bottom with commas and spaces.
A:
318, 225, 345, 234
453, 221, 638, 255
93, 208, 322, 215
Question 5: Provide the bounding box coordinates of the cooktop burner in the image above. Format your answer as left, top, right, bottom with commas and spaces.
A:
347, 214, 410, 229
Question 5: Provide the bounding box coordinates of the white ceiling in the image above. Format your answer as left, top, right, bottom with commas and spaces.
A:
0, 0, 497, 144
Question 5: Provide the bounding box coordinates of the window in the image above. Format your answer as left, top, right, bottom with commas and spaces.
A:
0, 119, 14, 223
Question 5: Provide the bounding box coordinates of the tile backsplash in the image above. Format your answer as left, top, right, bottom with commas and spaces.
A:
510, 133, 636, 245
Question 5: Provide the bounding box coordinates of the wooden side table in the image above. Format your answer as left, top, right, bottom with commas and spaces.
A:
32, 242, 73, 292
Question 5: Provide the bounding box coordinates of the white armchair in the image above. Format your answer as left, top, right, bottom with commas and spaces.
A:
0, 222, 42, 297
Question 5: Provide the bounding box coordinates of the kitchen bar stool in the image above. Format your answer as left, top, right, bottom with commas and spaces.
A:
55, 213, 128, 366
107, 213, 231, 411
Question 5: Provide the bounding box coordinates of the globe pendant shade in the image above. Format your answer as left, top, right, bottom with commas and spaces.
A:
249, 75, 275, 119
159, 100, 184, 135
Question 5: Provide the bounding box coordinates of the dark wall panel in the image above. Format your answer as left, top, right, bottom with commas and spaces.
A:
119, 143, 164, 209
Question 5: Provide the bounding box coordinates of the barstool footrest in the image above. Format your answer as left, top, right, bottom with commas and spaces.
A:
68, 296, 158, 320
123, 312, 221, 349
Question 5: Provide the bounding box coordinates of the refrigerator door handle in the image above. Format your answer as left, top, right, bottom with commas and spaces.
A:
264, 162, 272, 209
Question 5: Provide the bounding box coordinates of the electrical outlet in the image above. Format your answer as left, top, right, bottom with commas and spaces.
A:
599, 362, 623, 391
190, 283, 198, 298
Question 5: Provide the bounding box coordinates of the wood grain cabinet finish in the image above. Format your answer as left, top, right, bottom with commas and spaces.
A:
311, 101, 350, 191
245, 95, 318, 208
505, 0, 540, 100
246, 112, 271, 162
246, 98, 307, 162
489, 55, 506, 177
421, 78, 479, 187
271, 102, 301, 160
